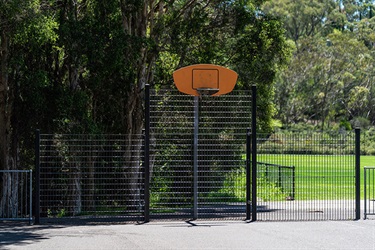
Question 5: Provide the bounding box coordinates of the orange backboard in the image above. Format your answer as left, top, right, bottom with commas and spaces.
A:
173, 64, 238, 96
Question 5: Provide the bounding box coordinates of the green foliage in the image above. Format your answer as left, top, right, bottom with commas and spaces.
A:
339, 120, 352, 131
47, 208, 66, 218
265, 0, 375, 130
361, 127, 375, 155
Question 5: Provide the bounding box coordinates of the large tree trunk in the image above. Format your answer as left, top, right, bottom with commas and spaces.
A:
123, 90, 144, 209
0, 28, 18, 218
120, 0, 156, 209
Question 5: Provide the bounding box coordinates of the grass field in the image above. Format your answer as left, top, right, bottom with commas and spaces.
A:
256, 154, 375, 200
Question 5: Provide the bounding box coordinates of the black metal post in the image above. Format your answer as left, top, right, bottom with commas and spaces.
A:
251, 85, 257, 221
193, 96, 199, 220
34, 129, 40, 225
364, 167, 367, 220
144, 84, 150, 222
246, 128, 251, 220
355, 128, 360, 220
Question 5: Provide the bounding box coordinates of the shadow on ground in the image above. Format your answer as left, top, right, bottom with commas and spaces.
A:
0, 218, 139, 248
0, 222, 59, 248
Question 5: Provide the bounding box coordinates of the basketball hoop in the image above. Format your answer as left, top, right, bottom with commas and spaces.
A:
196, 88, 220, 96
171, 64, 238, 220
173, 64, 238, 96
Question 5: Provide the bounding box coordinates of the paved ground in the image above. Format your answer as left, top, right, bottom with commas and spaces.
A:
1, 219, 374, 250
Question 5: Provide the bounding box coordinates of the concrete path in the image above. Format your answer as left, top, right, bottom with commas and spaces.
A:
1, 219, 374, 249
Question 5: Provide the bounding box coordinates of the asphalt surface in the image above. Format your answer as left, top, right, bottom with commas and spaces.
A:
1, 219, 374, 250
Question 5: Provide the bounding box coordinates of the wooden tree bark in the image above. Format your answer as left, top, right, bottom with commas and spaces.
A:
0, 27, 18, 218
120, 0, 159, 207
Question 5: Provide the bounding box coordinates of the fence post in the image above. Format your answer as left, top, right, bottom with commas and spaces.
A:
29, 170, 33, 225
251, 85, 257, 222
34, 129, 40, 224
246, 128, 251, 220
144, 84, 150, 222
355, 128, 360, 220
364, 167, 367, 220
193, 96, 199, 220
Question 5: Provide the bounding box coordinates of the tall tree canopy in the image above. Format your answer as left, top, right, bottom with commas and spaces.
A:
264, 0, 375, 129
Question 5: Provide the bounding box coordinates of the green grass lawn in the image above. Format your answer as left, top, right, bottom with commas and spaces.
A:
256, 154, 375, 200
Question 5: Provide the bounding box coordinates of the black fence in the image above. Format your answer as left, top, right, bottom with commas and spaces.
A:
149, 88, 252, 219
36, 133, 145, 223
364, 167, 375, 219
33, 85, 361, 223
256, 131, 360, 221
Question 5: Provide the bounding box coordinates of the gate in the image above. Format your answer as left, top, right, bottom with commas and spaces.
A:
364, 167, 375, 219
149, 89, 252, 219
255, 131, 360, 221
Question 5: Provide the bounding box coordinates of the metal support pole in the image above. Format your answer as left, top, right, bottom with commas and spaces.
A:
29, 170, 33, 225
144, 84, 150, 222
251, 85, 257, 222
364, 167, 367, 220
35, 129, 40, 225
193, 96, 199, 220
355, 128, 361, 220
246, 128, 251, 220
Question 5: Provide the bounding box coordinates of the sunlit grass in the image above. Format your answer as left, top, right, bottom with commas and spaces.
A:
256, 154, 375, 200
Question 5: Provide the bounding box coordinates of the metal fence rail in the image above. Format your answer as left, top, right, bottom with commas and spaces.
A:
0, 170, 32, 224
38, 134, 144, 221
364, 167, 375, 219
256, 131, 358, 221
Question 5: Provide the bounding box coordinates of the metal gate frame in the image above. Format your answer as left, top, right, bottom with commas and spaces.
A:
253, 129, 361, 221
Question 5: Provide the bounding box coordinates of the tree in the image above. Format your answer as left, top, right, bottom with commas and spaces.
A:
0, 0, 290, 214
274, 30, 375, 129
266, 0, 375, 129
263, 0, 336, 44
0, 0, 58, 217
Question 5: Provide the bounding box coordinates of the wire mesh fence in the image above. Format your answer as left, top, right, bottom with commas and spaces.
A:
256, 132, 357, 221
34, 86, 360, 223
149, 89, 251, 219
0, 170, 32, 223
39, 134, 145, 221
257, 162, 295, 201
364, 167, 375, 219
